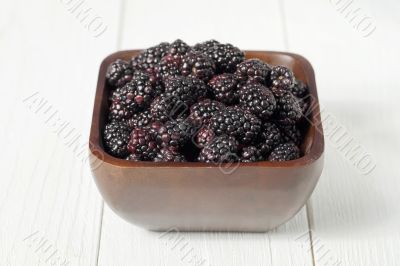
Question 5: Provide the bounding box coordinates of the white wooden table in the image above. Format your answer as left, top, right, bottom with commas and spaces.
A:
1, 0, 399, 265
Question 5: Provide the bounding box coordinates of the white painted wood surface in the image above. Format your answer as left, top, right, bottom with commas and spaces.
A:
0, 0, 399, 265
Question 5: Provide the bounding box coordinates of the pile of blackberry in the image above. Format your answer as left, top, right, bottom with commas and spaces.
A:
103, 40, 310, 162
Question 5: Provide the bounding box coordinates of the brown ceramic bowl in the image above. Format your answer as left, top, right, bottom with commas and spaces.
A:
89, 50, 324, 232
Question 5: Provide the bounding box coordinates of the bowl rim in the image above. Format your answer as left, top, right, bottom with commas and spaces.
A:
89, 50, 324, 169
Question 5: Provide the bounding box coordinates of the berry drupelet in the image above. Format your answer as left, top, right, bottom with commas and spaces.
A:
103, 120, 131, 158
106, 59, 133, 87
208, 73, 240, 105
238, 82, 276, 121
235, 59, 271, 84
209, 106, 261, 145
268, 142, 300, 162
198, 135, 239, 163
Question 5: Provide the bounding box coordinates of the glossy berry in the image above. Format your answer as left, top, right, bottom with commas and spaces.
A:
203, 43, 244, 73
195, 127, 216, 148
240, 146, 264, 162
279, 124, 302, 145
154, 54, 182, 80
155, 118, 195, 150
154, 148, 186, 162
109, 77, 155, 120
189, 99, 225, 126
106, 59, 133, 87
238, 82, 276, 121
269, 65, 295, 89
209, 106, 261, 145
127, 127, 159, 160
235, 59, 271, 84
208, 73, 240, 105
198, 135, 239, 163
181, 51, 216, 82
168, 39, 191, 57
257, 122, 283, 156
164, 76, 208, 105
150, 95, 188, 122
273, 88, 302, 125
103, 120, 131, 158
131, 42, 170, 71
193, 40, 220, 53
268, 142, 300, 162
127, 110, 153, 128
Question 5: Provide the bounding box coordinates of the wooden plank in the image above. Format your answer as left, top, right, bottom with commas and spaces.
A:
0, 0, 121, 265
283, 0, 400, 265
98, 0, 313, 265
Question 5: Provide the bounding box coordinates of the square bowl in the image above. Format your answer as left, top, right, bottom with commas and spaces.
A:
89, 50, 324, 232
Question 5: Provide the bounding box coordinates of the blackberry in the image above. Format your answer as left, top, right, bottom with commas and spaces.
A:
103, 120, 131, 158
126, 153, 141, 161
208, 73, 239, 105
127, 127, 159, 160
154, 54, 182, 80
127, 110, 153, 128
189, 99, 225, 126
198, 135, 239, 163
269, 65, 295, 89
235, 59, 271, 84
154, 148, 186, 162
209, 107, 261, 145
181, 51, 216, 82
131, 42, 170, 71
150, 95, 188, 122
106, 59, 133, 87
290, 79, 309, 98
279, 124, 302, 145
257, 122, 283, 156
155, 118, 195, 150
168, 39, 191, 57
240, 146, 264, 162
133, 69, 165, 96
203, 43, 244, 73
238, 83, 276, 121
194, 127, 215, 148
109, 77, 155, 120
290, 79, 310, 114
268, 142, 300, 162
108, 101, 133, 121
164, 76, 208, 105
193, 40, 220, 53
273, 89, 302, 125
